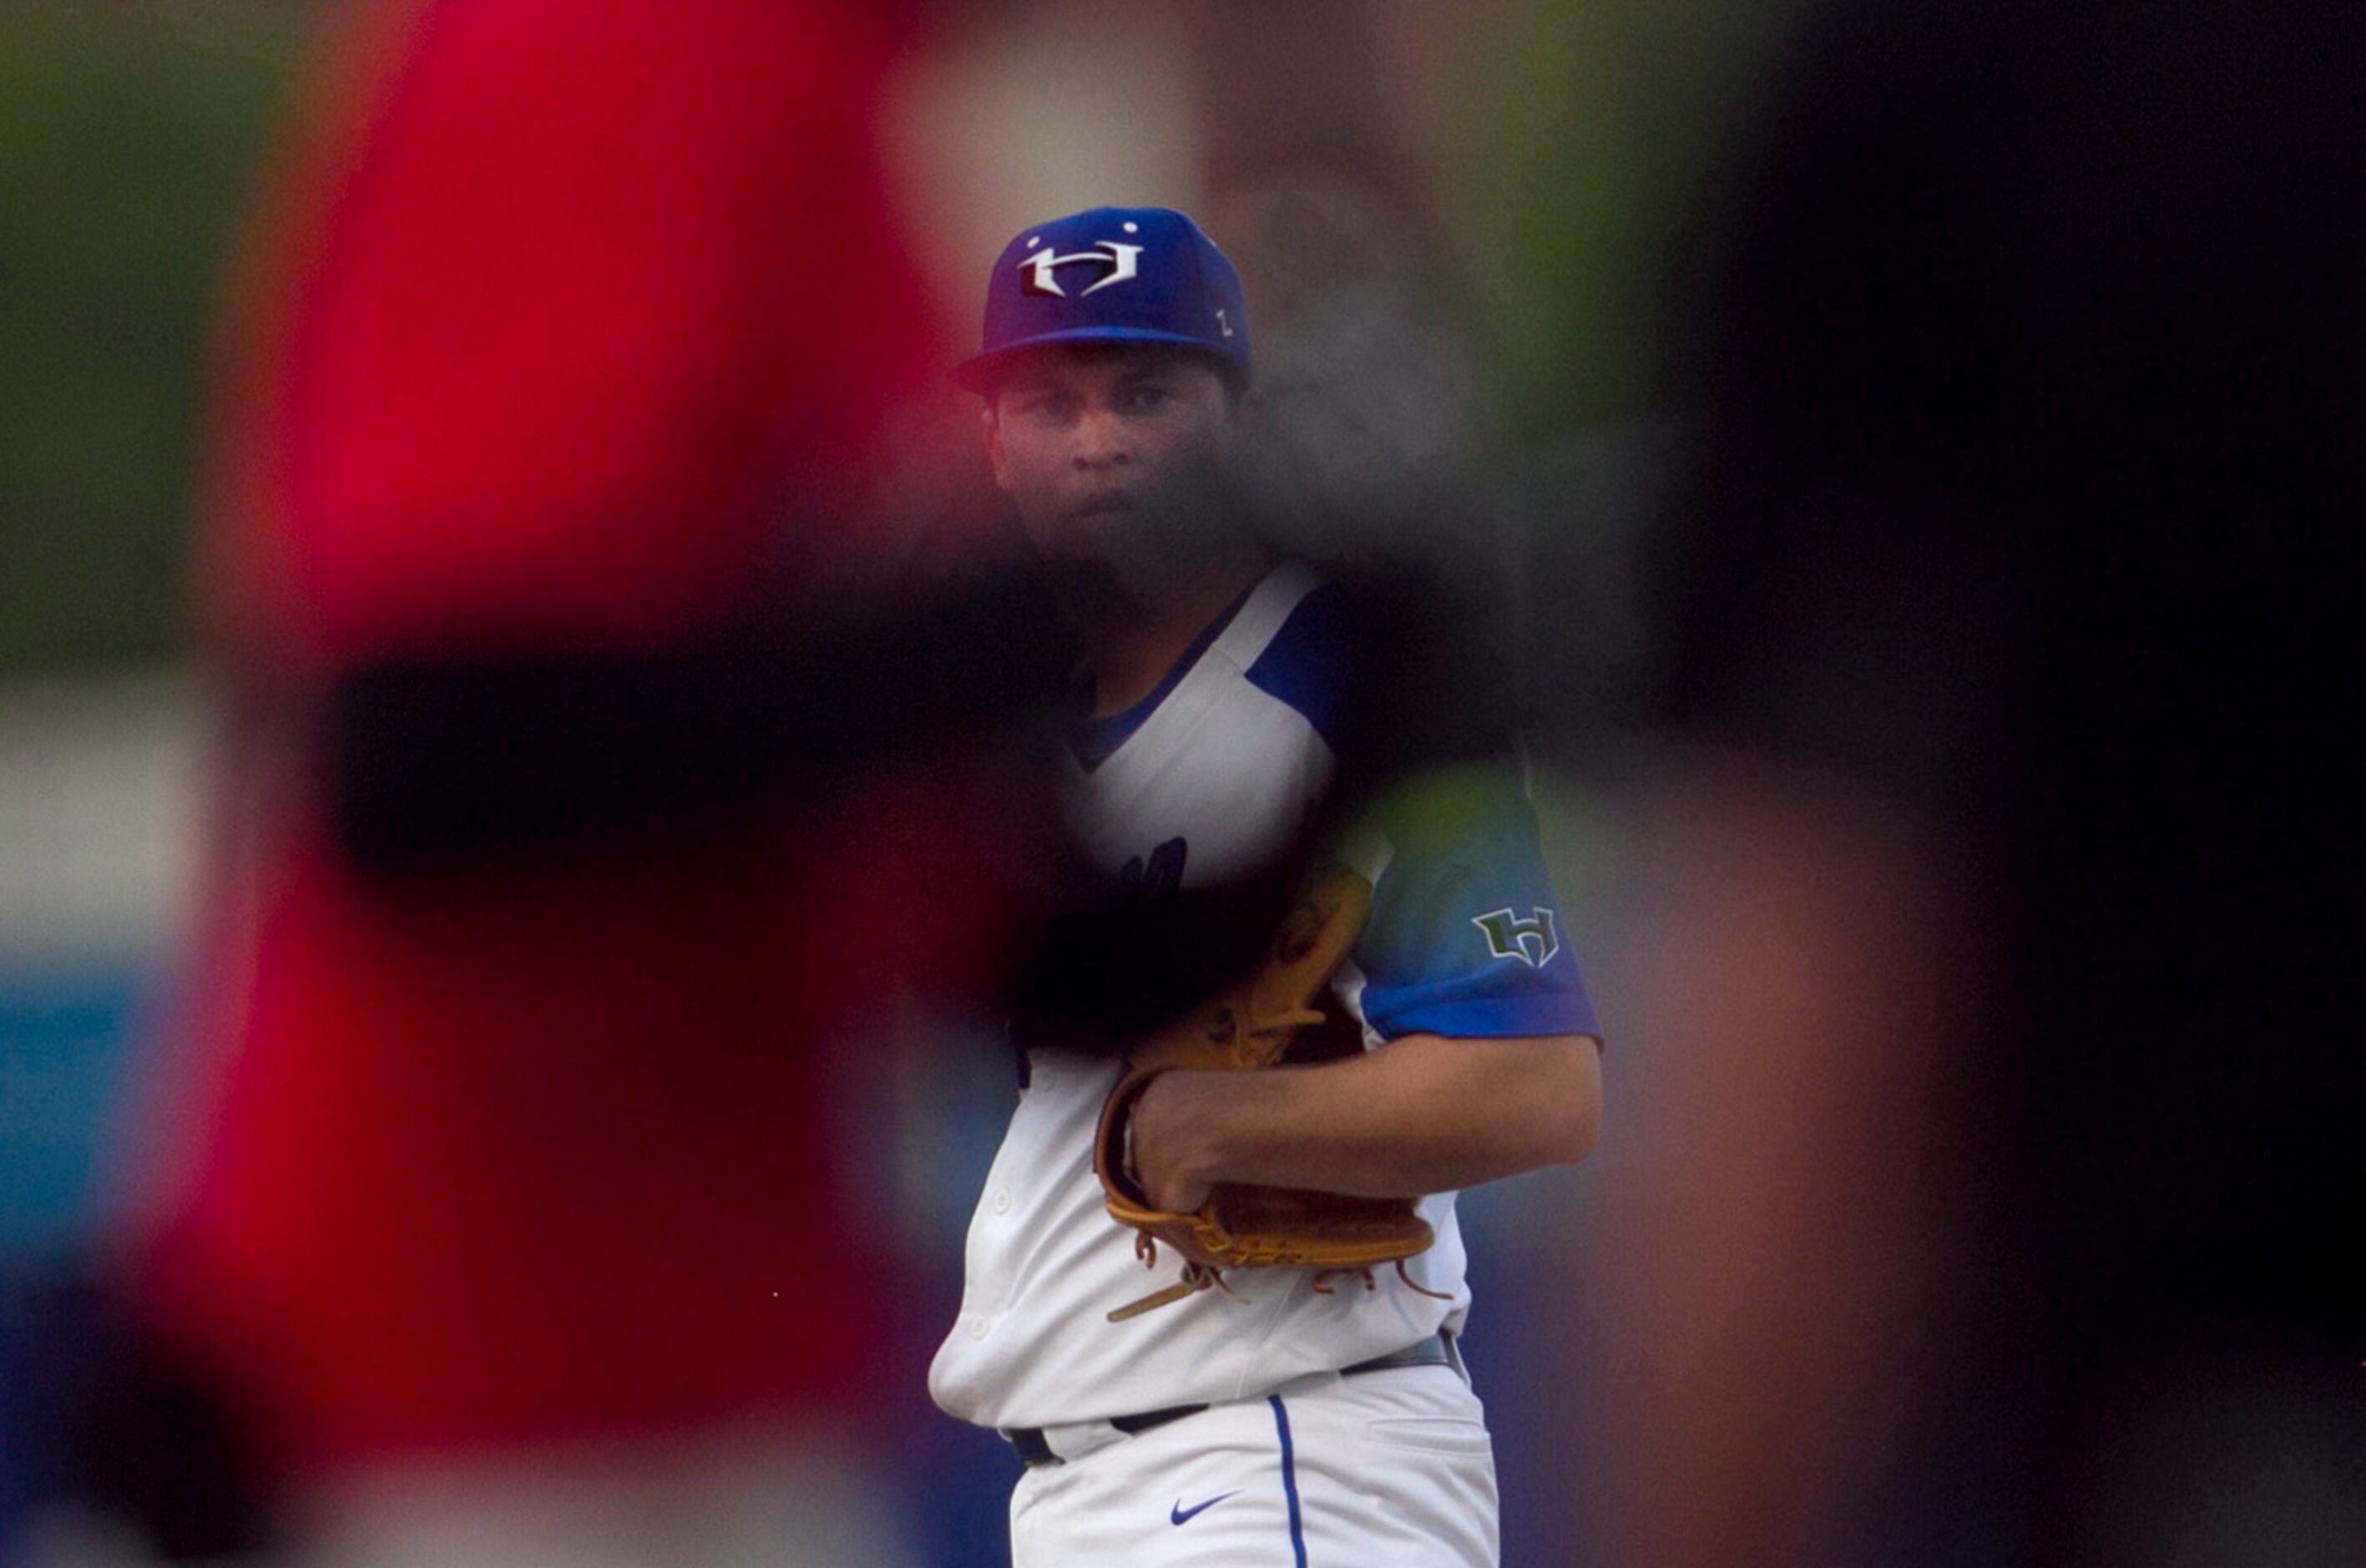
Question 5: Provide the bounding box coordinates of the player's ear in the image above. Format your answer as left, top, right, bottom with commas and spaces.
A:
981, 402, 1014, 493
1216, 381, 1261, 456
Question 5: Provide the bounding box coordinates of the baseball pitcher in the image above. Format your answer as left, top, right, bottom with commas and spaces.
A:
929, 207, 1605, 1566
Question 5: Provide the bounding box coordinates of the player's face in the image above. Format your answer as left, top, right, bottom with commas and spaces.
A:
983, 348, 1246, 594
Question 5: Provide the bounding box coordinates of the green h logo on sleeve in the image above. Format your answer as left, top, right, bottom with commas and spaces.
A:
1473, 907, 1560, 969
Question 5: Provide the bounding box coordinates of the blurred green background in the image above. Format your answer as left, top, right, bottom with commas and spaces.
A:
0, 0, 1783, 677
0, 1, 308, 675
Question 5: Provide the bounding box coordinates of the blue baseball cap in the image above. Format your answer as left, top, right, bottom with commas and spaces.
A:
951, 205, 1252, 392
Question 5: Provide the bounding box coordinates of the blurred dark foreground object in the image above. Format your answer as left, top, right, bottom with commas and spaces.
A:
326, 557, 1070, 874
3, 1265, 272, 1560
1596, 0, 2366, 1564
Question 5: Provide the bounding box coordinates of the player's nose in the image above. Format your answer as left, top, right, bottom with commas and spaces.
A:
1069, 404, 1134, 469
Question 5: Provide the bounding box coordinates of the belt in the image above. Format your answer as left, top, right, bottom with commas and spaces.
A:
1002, 1331, 1461, 1468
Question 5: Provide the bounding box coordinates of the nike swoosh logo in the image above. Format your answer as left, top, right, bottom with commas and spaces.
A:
1170, 1490, 1242, 1525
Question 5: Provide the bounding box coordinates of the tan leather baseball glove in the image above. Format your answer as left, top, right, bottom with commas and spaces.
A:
1091, 860, 1443, 1321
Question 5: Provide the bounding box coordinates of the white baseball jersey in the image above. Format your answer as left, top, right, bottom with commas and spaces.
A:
930, 564, 1597, 1432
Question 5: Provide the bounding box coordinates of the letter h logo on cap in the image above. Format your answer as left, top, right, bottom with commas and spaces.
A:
1019, 240, 1144, 298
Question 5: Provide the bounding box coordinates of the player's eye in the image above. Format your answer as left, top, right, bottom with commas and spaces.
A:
1123, 384, 1174, 412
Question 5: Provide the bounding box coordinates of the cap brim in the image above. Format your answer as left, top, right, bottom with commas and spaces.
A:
949, 326, 1242, 392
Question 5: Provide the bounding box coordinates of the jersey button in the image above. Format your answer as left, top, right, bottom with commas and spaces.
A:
968, 1316, 990, 1340
992, 1189, 1012, 1216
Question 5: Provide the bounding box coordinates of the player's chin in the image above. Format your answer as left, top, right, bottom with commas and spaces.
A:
1056, 500, 1145, 545
1044, 508, 1155, 566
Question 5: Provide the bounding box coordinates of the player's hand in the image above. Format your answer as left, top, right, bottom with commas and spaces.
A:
1125, 1070, 1220, 1211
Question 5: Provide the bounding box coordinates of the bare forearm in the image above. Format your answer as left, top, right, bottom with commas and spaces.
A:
1130, 1033, 1600, 1206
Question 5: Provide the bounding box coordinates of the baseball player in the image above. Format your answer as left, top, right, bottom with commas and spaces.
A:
930, 206, 1605, 1566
